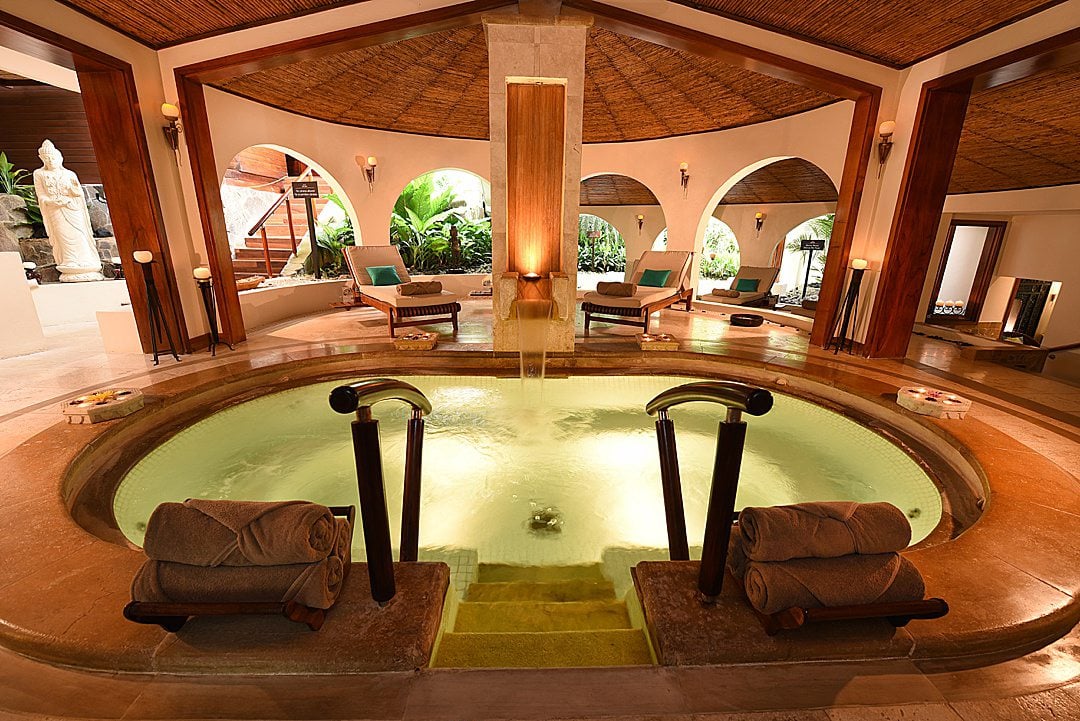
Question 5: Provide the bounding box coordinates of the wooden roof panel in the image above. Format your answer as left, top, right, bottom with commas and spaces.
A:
580, 175, 660, 205
719, 158, 838, 204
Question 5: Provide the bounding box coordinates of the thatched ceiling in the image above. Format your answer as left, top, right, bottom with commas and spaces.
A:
668, 0, 1067, 68
213, 25, 837, 142
580, 175, 659, 205
949, 62, 1080, 194
719, 158, 838, 204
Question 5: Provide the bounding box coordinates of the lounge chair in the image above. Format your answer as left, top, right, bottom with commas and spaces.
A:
703, 265, 780, 308
581, 250, 694, 337
343, 245, 461, 337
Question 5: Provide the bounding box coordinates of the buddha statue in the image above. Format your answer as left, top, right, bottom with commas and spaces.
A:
33, 140, 104, 282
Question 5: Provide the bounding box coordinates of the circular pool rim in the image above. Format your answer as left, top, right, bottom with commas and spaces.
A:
65, 353, 985, 552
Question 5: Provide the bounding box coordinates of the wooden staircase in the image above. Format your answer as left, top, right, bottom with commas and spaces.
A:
432, 564, 653, 668
232, 175, 334, 280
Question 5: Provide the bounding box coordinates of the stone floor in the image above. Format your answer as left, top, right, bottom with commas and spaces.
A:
0, 299, 1077, 719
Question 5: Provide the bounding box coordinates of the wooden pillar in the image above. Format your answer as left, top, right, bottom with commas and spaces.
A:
176, 76, 246, 345
809, 92, 879, 348
863, 80, 973, 358
76, 61, 190, 354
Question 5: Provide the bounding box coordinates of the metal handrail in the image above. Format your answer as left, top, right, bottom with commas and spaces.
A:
646, 380, 773, 602
247, 167, 313, 237
330, 378, 431, 604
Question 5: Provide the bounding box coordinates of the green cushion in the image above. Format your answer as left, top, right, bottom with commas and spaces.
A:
367, 265, 402, 286
638, 269, 672, 287
734, 277, 760, 292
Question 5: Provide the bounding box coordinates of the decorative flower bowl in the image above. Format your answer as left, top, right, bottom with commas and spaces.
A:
896, 386, 971, 419
638, 333, 679, 351
393, 331, 438, 351
62, 388, 144, 424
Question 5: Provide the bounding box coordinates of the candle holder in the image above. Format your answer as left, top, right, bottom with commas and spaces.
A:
933, 301, 966, 317
194, 268, 233, 357
134, 252, 180, 365
826, 261, 867, 354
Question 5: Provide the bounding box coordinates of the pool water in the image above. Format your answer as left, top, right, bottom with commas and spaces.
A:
114, 375, 942, 565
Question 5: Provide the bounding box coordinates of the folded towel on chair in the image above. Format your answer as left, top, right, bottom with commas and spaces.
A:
596, 281, 636, 297
397, 281, 443, 296
743, 552, 926, 615
711, 288, 741, 299
143, 500, 337, 567
739, 502, 911, 562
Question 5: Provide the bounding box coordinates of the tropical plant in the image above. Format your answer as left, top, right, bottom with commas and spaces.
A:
786, 213, 834, 284
303, 192, 356, 276
0, 152, 44, 231
699, 219, 740, 279
388, 173, 491, 273
577, 215, 626, 273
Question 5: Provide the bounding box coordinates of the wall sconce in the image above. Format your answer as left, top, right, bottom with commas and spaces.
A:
363, 156, 378, 192
636, 214, 645, 233
754, 212, 765, 233
161, 103, 183, 163
877, 120, 896, 177
679, 162, 690, 198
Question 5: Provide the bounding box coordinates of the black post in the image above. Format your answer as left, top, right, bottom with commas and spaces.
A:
399, 413, 424, 562
829, 268, 865, 354
305, 196, 320, 279
195, 277, 233, 357
350, 410, 396, 604
698, 412, 748, 601
655, 415, 690, 561
138, 260, 180, 365
801, 250, 813, 302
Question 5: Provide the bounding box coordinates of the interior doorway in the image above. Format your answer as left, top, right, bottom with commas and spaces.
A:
926, 220, 1006, 323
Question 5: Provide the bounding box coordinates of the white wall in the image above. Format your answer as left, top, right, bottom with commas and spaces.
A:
713, 202, 835, 268
581, 205, 666, 267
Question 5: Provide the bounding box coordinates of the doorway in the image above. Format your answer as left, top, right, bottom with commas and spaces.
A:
926, 220, 1006, 323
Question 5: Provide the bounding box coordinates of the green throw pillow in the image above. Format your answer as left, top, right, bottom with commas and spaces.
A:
367, 265, 402, 286
734, 277, 760, 292
638, 269, 671, 287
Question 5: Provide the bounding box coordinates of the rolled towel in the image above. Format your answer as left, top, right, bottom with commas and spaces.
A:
711, 288, 741, 299
143, 500, 336, 567
397, 281, 442, 296
332, 517, 352, 564
743, 552, 926, 615
596, 281, 636, 297
739, 502, 911, 562
131, 554, 346, 609
727, 531, 749, 580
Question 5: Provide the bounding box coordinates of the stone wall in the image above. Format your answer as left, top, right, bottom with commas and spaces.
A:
0, 194, 31, 253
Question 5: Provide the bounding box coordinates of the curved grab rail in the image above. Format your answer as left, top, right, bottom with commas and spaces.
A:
329, 378, 433, 418
645, 380, 773, 418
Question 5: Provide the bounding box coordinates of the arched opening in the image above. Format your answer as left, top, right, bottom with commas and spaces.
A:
577, 213, 625, 289
696, 218, 741, 296
389, 168, 491, 274
219, 145, 355, 284
578, 173, 665, 289
652, 229, 668, 251
779, 214, 834, 306
699, 158, 837, 308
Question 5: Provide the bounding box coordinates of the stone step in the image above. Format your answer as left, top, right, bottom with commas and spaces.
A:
432, 629, 651, 668
454, 600, 631, 633
477, 564, 607, 584
465, 579, 616, 603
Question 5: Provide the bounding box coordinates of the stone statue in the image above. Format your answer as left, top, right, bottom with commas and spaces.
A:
33, 140, 104, 282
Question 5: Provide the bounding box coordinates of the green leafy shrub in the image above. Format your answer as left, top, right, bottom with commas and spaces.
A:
578, 215, 626, 273
0, 152, 44, 232
389, 174, 491, 273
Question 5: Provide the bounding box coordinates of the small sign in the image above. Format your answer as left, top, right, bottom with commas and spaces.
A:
292, 181, 320, 199
800, 238, 826, 251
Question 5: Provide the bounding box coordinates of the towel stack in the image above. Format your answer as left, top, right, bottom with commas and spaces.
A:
132, 500, 351, 610
728, 501, 925, 615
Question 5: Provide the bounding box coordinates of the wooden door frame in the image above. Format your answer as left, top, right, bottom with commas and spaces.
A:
0, 10, 190, 355
925, 219, 1006, 323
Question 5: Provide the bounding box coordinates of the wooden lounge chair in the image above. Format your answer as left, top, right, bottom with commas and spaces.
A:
343, 245, 461, 337
703, 265, 780, 308
582, 250, 694, 337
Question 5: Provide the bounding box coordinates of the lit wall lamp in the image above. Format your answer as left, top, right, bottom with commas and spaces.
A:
877, 120, 896, 177
161, 103, 183, 163
679, 162, 689, 198
363, 156, 378, 192
755, 212, 766, 234
636, 214, 645, 233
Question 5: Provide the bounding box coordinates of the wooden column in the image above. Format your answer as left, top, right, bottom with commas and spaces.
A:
176, 76, 246, 345
809, 92, 879, 348
863, 81, 973, 358
76, 61, 190, 354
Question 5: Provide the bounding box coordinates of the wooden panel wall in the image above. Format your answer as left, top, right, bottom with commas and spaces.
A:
223, 145, 287, 187
506, 82, 565, 287
0, 84, 101, 183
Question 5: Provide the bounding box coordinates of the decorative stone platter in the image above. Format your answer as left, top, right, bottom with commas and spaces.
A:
393, 331, 439, 351
638, 333, 679, 351
896, 386, 971, 419
62, 388, 144, 424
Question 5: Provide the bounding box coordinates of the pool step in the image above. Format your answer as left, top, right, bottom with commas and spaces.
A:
455, 600, 631, 632
432, 629, 652, 668
465, 578, 616, 603
477, 563, 606, 584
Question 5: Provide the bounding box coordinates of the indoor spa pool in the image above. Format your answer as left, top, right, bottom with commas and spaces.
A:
113, 375, 943, 566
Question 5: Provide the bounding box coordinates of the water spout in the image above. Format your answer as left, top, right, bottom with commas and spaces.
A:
513, 298, 553, 400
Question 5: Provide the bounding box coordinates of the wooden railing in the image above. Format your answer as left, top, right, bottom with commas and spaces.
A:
246, 167, 312, 275
1046, 340, 1080, 354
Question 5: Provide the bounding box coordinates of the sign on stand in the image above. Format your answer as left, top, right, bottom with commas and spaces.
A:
799, 238, 826, 301
292, 181, 321, 278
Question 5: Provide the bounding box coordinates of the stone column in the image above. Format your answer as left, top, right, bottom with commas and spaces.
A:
486, 15, 588, 353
